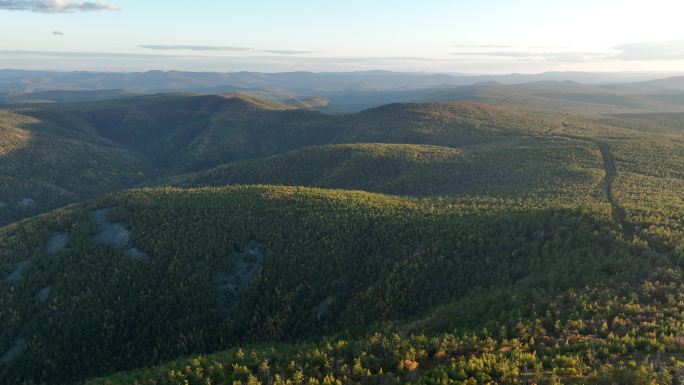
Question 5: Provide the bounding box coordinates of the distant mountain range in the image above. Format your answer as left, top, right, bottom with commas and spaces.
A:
2, 69, 684, 113
2, 69, 681, 94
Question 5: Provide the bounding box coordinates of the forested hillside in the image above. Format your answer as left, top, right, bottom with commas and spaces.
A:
0, 82, 683, 384
162, 140, 603, 201
0, 96, 599, 225
0, 185, 654, 383
90, 269, 684, 385
0, 109, 155, 225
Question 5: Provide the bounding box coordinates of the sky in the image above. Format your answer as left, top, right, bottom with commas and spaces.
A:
1, 0, 684, 73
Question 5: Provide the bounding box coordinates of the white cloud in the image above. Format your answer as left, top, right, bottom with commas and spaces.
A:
448, 40, 684, 63
139, 45, 315, 55
450, 50, 608, 63
0, 0, 119, 13
451, 44, 514, 49
139, 45, 253, 52
260, 50, 314, 55
615, 40, 684, 61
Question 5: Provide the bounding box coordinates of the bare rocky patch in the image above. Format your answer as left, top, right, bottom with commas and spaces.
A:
17, 198, 34, 209
315, 296, 335, 314
92, 208, 150, 261
215, 240, 264, 318
34, 286, 53, 303
4, 261, 28, 282
1, 336, 26, 364
46, 233, 69, 255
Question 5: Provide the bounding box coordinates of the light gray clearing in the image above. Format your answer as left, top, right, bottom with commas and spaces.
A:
1, 336, 26, 364
315, 296, 335, 314
239, 240, 264, 282
34, 286, 53, 302
194, 261, 208, 273
92, 209, 150, 261
215, 273, 236, 319
4, 261, 28, 282
215, 241, 265, 318
17, 198, 34, 208
46, 233, 69, 255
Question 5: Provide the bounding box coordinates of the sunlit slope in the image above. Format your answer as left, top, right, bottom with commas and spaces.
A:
22, 93, 342, 172
1, 98, 601, 226
423, 82, 684, 115
2, 91, 679, 227
607, 132, 684, 253
0, 109, 154, 226
162, 139, 604, 201
25, 98, 592, 172
0, 185, 641, 383
89, 267, 683, 385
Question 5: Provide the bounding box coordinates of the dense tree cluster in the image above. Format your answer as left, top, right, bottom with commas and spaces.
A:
0, 96, 618, 225
89, 268, 684, 385
164, 139, 603, 203
0, 185, 653, 383
0, 94, 683, 384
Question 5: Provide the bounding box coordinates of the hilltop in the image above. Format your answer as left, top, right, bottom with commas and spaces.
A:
161, 140, 603, 201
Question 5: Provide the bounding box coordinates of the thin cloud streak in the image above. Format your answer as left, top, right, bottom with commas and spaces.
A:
450, 40, 684, 63
139, 45, 253, 52
261, 50, 314, 55
615, 40, 684, 61
4, 38, 684, 73
450, 50, 609, 63
0, 0, 119, 13
139, 45, 315, 56
0, 50, 179, 59
452, 44, 514, 48
0, 50, 469, 62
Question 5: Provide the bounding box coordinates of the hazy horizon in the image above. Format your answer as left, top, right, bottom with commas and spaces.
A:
3, 66, 684, 77
1, 0, 683, 73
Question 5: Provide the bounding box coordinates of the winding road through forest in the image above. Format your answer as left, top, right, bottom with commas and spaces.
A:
598, 143, 635, 240
545, 127, 635, 240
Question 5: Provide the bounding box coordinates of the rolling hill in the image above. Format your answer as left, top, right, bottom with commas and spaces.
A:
422, 82, 684, 115
0, 185, 650, 383
1, 96, 597, 226
4, 70, 684, 113
0, 82, 683, 384
160, 140, 603, 201
0, 89, 143, 105
18, 93, 341, 170
0, 93, 339, 225
2, 69, 674, 94
0, 109, 155, 226
2, 89, 681, 227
